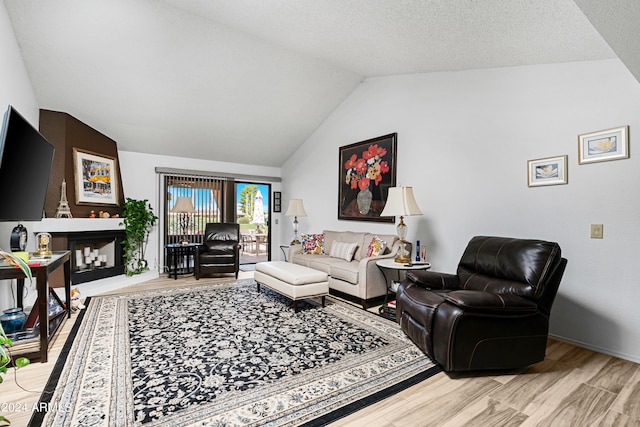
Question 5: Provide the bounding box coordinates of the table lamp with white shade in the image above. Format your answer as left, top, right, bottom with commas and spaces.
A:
285, 199, 307, 245
380, 186, 423, 263
171, 196, 196, 244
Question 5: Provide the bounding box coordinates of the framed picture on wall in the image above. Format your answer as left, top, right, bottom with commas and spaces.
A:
578, 125, 629, 164
73, 148, 119, 206
527, 155, 568, 187
273, 191, 281, 213
338, 133, 397, 222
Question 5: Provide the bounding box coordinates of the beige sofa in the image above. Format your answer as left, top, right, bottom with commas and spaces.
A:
288, 230, 402, 308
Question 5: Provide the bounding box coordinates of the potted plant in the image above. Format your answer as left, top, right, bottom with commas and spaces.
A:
120, 198, 158, 276
0, 250, 31, 426
1, 322, 31, 426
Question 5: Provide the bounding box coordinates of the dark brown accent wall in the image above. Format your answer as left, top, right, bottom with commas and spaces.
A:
39, 110, 125, 219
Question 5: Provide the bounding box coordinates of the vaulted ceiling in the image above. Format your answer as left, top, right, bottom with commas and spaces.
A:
4, 0, 639, 167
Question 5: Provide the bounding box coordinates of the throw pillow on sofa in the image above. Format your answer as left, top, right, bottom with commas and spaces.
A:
329, 240, 358, 262
367, 236, 387, 257
301, 233, 324, 255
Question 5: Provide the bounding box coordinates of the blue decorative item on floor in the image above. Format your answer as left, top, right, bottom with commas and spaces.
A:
0, 307, 26, 334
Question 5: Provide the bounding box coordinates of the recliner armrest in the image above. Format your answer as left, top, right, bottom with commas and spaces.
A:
443, 290, 538, 314
406, 270, 459, 290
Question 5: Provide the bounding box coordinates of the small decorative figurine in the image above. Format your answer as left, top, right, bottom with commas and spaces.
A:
55, 179, 73, 218
89, 210, 95, 218
70, 288, 85, 311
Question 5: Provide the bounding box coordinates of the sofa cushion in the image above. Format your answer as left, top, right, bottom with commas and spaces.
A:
301, 233, 324, 255
290, 252, 312, 267
323, 230, 368, 261
329, 261, 359, 284
329, 241, 358, 262
308, 258, 332, 275
366, 236, 387, 257
363, 233, 398, 257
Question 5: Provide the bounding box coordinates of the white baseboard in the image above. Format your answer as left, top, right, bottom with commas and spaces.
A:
51, 269, 160, 299
549, 333, 640, 364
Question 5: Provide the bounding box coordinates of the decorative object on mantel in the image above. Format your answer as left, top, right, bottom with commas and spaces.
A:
578, 125, 629, 164
120, 198, 158, 276
285, 198, 307, 244
170, 197, 196, 244
338, 133, 397, 222
54, 179, 73, 218
380, 186, 423, 263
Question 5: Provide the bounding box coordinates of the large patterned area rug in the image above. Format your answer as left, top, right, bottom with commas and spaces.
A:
31, 279, 440, 426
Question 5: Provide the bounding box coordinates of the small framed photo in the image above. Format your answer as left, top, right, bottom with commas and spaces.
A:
527, 155, 568, 187
578, 126, 629, 164
273, 191, 281, 213
73, 148, 119, 206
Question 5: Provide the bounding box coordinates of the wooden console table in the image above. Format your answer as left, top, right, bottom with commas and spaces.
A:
1, 251, 71, 363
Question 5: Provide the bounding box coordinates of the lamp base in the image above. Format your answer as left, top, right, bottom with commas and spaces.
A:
394, 254, 411, 264
394, 238, 411, 264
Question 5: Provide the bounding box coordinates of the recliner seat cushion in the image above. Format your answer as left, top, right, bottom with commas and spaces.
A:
204, 241, 237, 254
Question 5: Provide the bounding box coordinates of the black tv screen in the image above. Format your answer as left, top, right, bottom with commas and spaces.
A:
0, 105, 55, 221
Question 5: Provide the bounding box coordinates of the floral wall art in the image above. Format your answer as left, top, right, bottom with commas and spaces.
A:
338, 133, 397, 222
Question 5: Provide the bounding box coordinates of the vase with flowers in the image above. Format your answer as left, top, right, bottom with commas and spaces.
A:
344, 143, 390, 214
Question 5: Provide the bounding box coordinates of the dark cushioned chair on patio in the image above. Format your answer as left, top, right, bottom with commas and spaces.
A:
195, 223, 240, 279
396, 235, 567, 372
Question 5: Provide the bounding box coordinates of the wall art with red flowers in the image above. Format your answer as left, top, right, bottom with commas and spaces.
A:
338, 133, 397, 222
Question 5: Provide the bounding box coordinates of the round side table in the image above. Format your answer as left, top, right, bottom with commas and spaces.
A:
376, 258, 431, 319
166, 243, 201, 279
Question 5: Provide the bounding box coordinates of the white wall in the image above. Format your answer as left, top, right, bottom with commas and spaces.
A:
118, 150, 282, 272
0, 3, 38, 123
281, 59, 640, 362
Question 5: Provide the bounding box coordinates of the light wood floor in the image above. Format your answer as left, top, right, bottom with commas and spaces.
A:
2, 273, 639, 427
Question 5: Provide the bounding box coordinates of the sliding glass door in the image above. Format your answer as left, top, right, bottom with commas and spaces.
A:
164, 174, 226, 245
236, 181, 271, 264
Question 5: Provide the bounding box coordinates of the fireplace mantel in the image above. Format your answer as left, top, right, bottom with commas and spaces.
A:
29, 219, 126, 285
33, 218, 124, 233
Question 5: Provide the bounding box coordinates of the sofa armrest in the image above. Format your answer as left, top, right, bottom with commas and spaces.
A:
355, 240, 412, 299
357, 255, 389, 299
288, 244, 303, 262
443, 290, 538, 314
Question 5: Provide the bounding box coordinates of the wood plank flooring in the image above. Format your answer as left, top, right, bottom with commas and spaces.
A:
2, 273, 638, 427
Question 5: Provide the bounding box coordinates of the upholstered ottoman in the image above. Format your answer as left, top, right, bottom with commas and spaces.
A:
254, 261, 329, 312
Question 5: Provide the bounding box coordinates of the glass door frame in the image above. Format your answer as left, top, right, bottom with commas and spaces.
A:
235, 181, 272, 265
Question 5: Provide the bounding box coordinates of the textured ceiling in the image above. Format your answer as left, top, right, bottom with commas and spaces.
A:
2, 0, 625, 167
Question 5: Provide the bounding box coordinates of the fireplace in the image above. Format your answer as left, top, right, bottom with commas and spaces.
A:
67, 230, 125, 284
31, 218, 127, 286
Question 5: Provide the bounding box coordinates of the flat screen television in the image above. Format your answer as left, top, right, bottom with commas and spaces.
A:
0, 105, 55, 221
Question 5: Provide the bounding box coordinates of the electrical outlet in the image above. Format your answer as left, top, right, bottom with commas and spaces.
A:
590, 224, 603, 239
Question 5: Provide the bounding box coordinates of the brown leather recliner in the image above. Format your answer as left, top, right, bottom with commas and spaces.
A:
396, 236, 567, 372
195, 223, 241, 279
